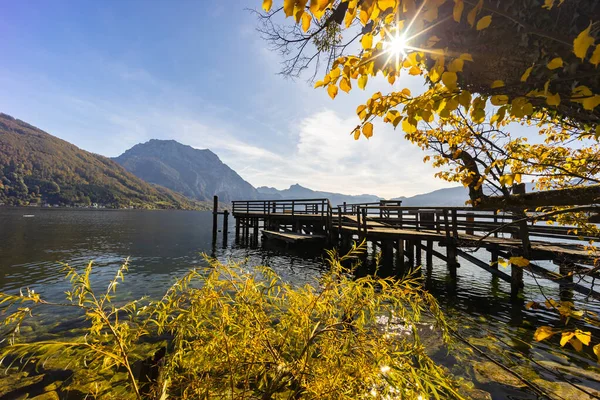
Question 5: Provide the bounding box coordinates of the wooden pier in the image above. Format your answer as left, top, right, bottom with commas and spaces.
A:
229, 198, 600, 298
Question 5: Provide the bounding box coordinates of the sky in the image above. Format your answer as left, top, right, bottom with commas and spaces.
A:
0, 0, 456, 198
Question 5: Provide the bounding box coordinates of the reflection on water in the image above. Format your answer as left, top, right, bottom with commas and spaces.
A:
1, 207, 600, 399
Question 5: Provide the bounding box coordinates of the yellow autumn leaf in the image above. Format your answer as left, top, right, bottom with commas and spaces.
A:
329, 67, 340, 80
594, 344, 600, 362
560, 331, 575, 347
570, 337, 584, 352
546, 92, 561, 106
466, 2, 481, 27
520, 66, 533, 82
453, 0, 464, 23
514, 173, 522, 183
359, 9, 369, 26
509, 256, 529, 267
574, 330, 591, 346
327, 84, 338, 99
533, 326, 555, 342
547, 57, 563, 70
409, 65, 421, 75
402, 119, 417, 134
490, 95, 508, 106
441, 71, 458, 89
377, 0, 395, 11
476, 15, 492, 30
361, 33, 373, 50
283, 0, 295, 17
340, 77, 351, 93
356, 104, 367, 119
358, 75, 368, 90
362, 122, 373, 138
262, 0, 273, 12
448, 58, 464, 72
458, 90, 471, 110
498, 257, 508, 268
583, 95, 600, 110
525, 301, 537, 309
301, 12, 311, 32
459, 53, 473, 61
314, 80, 325, 88
574, 23, 595, 61
591, 45, 600, 67
491, 80, 504, 88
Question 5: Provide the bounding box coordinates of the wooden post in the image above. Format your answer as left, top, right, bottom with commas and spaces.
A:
426, 240, 433, 267
406, 240, 414, 266
466, 212, 475, 235
212, 195, 218, 244
451, 209, 458, 237
421, 212, 435, 230
490, 246, 499, 269
396, 239, 405, 273
357, 206, 362, 239
559, 263, 574, 302
222, 210, 229, 244
382, 240, 394, 272
511, 261, 524, 296
362, 208, 368, 238
235, 216, 240, 240
244, 218, 250, 243
511, 208, 530, 297
416, 240, 422, 265
493, 210, 499, 238
443, 209, 459, 277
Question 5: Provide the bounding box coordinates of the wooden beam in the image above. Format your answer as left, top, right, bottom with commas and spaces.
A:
479, 184, 600, 208
456, 249, 511, 282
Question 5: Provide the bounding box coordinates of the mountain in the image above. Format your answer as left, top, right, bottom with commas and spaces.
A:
256, 184, 381, 207
113, 140, 259, 203
394, 186, 469, 206
0, 113, 201, 209
393, 183, 538, 207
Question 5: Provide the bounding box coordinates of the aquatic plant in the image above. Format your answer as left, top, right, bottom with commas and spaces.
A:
0, 242, 464, 399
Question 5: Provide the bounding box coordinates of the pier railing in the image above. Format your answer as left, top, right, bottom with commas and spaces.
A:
338, 205, 594, 243
232, 198, 332, 218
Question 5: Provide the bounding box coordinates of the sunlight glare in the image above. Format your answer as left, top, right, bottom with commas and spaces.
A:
384, 32, 407, 58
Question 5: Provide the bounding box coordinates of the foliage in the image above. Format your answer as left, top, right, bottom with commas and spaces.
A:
0, 242, 465, 399
260, 0, 600, 204
258, 0, 600, 357
0, 113, 202, 209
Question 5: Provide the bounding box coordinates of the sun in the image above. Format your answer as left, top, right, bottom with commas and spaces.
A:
383, 31, 408, 58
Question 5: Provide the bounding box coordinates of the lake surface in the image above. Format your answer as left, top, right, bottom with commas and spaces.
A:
1, 207, 600, 399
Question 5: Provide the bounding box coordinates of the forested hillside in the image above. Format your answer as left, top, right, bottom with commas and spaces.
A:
0, 113, 203, 209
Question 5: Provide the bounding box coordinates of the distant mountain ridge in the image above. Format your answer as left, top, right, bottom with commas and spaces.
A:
393, 186, 469, 207
0, 113, 200, 209
256, 184, 382, 206
114, 140, 260, 203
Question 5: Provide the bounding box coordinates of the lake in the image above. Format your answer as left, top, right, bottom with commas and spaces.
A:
1, 207, 599, 399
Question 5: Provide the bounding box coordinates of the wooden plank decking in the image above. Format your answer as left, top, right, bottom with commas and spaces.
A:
262, 230, 327, 244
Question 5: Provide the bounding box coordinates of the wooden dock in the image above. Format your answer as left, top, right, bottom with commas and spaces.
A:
262, 230, 327, 244
230, 198, 600, 298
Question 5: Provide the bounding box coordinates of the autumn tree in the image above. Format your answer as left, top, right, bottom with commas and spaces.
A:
258, 0, 600, 360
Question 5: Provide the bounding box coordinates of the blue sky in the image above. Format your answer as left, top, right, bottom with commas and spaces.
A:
0, 0, 453, 198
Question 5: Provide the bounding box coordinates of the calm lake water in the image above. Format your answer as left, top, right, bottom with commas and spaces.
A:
1, 207, 600, 399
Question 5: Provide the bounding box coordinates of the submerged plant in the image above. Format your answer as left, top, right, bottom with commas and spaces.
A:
0, 242, 464, 399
